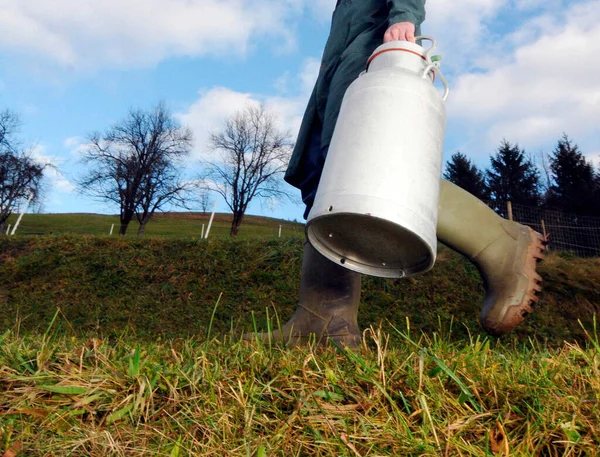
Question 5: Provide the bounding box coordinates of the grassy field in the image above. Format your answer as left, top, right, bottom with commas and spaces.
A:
1, 235, 598, 344
2, 324, 600, 456
1, 219, 600, 455
4, 212, 304, 239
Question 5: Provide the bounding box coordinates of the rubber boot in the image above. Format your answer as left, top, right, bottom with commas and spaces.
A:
245, 241, 362, 347
437, 180, 546, 336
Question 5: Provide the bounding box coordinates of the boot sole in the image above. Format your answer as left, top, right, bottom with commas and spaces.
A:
243, 330, 361, 348
481, 227, 546, 336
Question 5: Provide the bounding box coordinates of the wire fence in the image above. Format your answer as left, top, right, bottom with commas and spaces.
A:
3, 203, 600, 257
1, 213, 305, 240
497, 201, 600, 257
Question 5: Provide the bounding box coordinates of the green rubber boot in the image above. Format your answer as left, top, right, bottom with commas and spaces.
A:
437, 180, 546, 336
245, 241, 362, 347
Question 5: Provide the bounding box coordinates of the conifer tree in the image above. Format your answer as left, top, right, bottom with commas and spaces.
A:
546, 134, 598, 216
443, 151, 489, 201
486, 140, 540, 215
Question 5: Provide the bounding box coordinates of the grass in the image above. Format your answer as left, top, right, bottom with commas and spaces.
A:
1, 322, 600, 455
4, 212, 304, 239
1, 226, 600, 455
1, 235, 599, 345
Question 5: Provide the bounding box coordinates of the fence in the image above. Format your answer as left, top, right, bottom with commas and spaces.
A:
1, 213, 304, 241
501, 201, 600, 257
3, 205, 600, 257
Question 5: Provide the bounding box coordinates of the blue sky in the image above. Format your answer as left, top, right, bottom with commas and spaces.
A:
2, 0, 599, 222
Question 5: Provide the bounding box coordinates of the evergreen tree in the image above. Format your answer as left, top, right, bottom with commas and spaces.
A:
595, 167, 600, 216
486, 140, 540, 214
443, 151, 489, 201
546, 134, 598, 216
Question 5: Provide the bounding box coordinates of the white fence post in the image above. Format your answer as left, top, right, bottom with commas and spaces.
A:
110, 224, 114, 235
201, 224, 205, 239
6, 224, 11, 235
11, 192, 33, 236
204, 199, 218, 239
279, 225, 282, 238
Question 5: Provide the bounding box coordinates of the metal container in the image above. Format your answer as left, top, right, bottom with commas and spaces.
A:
306, 37, 449, 279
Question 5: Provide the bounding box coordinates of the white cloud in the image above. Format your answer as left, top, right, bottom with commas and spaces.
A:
177, 87, 258, 161
178, 57, 318, 161
2, 0, 512, 75
445, 0, 600, 161
175, 62, 315, 217
0, 0, 316, 69
264, 57, 319, 136
587, 151, 600, 168
423, 0, 504, 70
299, 57, 320, 93
65, 136, 93, 159
64, 137, 80, 149
308, 0, 336, 22
30, 145, 77, 193
426, 0, 503, 33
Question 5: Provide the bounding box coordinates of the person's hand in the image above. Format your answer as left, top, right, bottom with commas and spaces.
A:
383, 22, 416, 43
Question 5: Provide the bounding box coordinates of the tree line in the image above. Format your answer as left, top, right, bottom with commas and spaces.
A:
444, 136, 600, 219
1, 103, 293, 237
2, 101, 599, 241
0, 110, 48, 234
444, 137, 600, 256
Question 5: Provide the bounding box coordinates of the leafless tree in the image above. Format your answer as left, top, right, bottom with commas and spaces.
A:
534, 149, 553, 195
78, 102, 193, 236
199, 191, 211, 214
200, 105, 293, 237
0, 150, 47, 234
0, 110, 48, 234
0, 110, 19, 150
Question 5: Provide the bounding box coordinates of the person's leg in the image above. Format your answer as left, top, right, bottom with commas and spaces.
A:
436, 180, 546, 336
248, 241, 361, 347
245, 121, 362, 347
295, 120, 328, 220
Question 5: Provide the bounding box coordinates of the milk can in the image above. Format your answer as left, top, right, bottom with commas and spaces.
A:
305, 37, 449, 279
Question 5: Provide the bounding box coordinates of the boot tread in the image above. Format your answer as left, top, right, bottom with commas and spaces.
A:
481, 226, 546, 337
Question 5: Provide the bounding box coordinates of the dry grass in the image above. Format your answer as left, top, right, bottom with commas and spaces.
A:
2, 235, 600, 455
2, 317, 600, 456
4, 213, 303, 239
2, 236, 599, 346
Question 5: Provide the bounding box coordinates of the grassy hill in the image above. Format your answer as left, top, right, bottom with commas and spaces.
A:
1, 227, 600, 455
4, 212, 304, 238
1, 232, 598, 345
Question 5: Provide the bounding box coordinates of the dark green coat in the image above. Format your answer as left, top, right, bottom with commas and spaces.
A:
285, 0, 426, 189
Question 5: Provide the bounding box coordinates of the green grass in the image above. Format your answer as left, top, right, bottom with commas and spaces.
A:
1, 229, 600, 455
1, 324, 599, 455
1, 235, 599, 345
4, 212, 303, 239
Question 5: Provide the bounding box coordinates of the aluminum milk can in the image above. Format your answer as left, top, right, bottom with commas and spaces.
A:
305, 37, 449, 278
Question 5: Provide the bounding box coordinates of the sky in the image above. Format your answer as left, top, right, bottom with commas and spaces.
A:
2, 0, 600, 222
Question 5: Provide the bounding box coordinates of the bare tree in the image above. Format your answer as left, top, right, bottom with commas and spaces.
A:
534, 149, 553, 196
78, 102, 193, 236
135, 158, 192, 236
0, 110, 48, 234
0, 150, 47, 233
199, 191, 211, 214
200, 105, 293, 237
0, 110, 19, 150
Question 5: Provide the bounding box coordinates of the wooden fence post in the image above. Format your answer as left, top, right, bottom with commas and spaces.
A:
541, 219, 549, 251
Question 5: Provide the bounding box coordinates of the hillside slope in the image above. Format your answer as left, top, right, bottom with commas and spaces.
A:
1, 236, 598, 345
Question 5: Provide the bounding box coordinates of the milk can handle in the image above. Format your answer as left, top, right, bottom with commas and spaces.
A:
422, 64, 450, 102
414, 36, 436, 63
